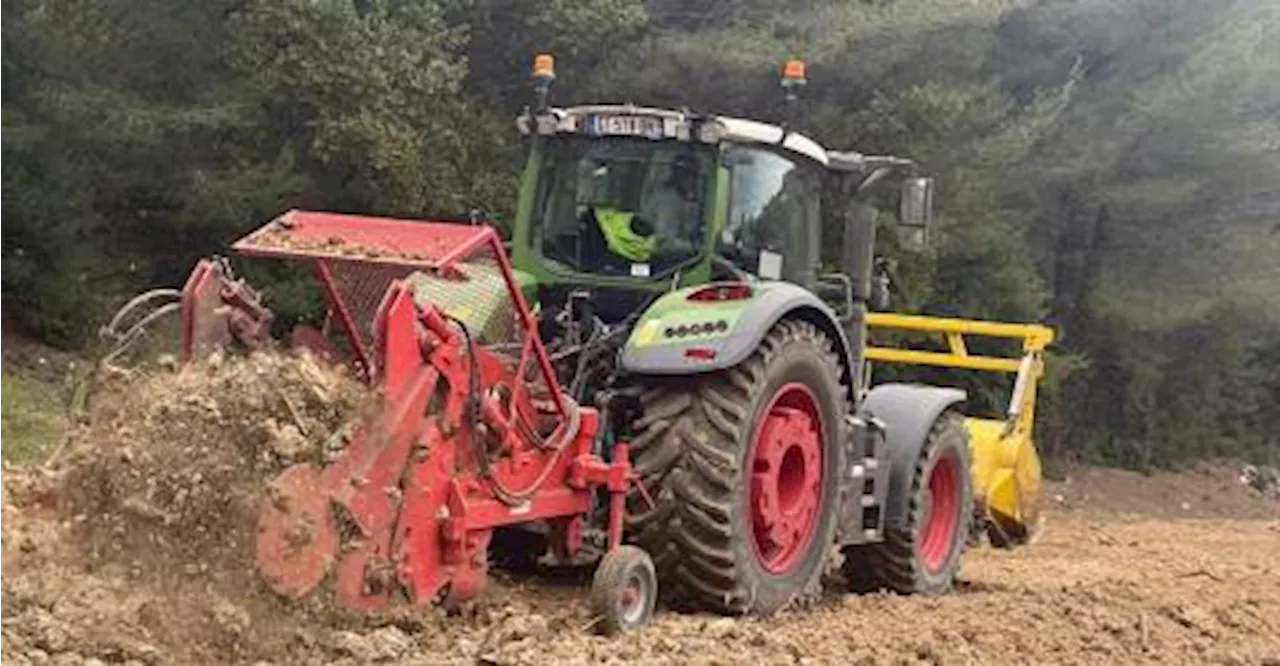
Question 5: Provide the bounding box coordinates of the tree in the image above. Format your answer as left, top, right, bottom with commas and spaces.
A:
3, 0, 1276, 466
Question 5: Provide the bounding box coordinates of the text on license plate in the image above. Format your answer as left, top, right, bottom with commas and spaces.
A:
589, 115, 664, 138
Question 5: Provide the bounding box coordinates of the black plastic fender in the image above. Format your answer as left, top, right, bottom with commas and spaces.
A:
619, 282, 854, 388
861, 383, 967, 528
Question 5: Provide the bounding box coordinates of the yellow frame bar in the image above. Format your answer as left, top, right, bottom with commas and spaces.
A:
864, 348, 1020, 372
864, 313, 1054, 371
865, 313, 1057, 538
863, 312, 1056, 437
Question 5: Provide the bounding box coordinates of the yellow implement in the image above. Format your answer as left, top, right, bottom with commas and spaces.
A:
865, 313, 1055, 547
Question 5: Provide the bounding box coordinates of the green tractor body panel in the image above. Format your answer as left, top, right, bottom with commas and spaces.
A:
620, 280, 853, 378
623, 282, 754, 346
513, 268, 539, 306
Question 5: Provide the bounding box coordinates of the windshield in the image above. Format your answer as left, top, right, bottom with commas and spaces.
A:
531, 136, 712, 278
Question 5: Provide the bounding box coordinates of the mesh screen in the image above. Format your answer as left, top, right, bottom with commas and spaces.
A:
324, 261, 417, 355
314, 243, 557, 417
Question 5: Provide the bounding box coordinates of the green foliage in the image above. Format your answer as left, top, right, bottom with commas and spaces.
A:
3, 0, 1276, 467
1, 371, 67, 464
226, 0, 477, 214
462, 0, 648, 108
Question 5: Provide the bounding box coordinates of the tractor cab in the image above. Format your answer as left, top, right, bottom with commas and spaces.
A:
509, 56, 934, 328
513, 107, 830, 286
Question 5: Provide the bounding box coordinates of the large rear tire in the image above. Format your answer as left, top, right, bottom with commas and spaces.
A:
625, 320, 848, 615
843, 410, 973, 595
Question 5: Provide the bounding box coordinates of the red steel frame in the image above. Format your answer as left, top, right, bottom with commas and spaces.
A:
187, 209, 632, 609
231, 210, 568, 420
311, 259, 374, 377
179, 258, 272, 362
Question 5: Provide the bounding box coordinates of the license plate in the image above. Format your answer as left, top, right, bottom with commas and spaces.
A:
587, 114, 664, 138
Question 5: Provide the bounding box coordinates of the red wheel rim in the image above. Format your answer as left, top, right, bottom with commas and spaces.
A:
748, 383, 825, 574
919, 451, 961, 573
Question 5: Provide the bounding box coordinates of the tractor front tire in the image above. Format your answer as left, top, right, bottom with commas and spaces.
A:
625, 319, 848, 615
843, 410, 973, 595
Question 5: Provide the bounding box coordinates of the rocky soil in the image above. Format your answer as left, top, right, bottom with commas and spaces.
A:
3, 351, 1278, 665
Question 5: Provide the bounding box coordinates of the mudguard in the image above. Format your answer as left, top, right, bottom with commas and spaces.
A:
861, 383, 967, 528
619, 281, 852, 380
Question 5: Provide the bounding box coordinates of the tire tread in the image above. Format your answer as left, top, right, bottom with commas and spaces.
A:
625, 319, 847, 613
843, 410, 973, 594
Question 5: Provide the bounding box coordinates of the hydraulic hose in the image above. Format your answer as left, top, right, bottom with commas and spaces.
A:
446, 314, 584, 506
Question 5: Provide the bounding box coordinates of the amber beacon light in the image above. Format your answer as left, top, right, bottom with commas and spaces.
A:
782, 58, 807, 87
533, 53, 556, 83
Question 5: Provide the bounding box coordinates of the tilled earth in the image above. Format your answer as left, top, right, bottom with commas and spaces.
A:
3, 353, 1278, 665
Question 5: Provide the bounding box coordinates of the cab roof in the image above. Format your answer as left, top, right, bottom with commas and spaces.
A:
531, 105, 828, 165
524, 104, 904, 175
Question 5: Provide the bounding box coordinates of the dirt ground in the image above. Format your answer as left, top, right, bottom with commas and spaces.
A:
3, 352, 1278, 666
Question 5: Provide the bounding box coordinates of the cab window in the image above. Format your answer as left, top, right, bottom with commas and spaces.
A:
722, 145, 822, 284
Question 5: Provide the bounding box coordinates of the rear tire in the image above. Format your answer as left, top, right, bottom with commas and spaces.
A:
625, 320, 848, 615
843, 410, 973, 595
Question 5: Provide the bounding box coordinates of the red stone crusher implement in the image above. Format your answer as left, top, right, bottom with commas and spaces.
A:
174, 210, 651, 631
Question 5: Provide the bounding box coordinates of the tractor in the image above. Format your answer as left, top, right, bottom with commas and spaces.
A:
101, 54, 1054, 635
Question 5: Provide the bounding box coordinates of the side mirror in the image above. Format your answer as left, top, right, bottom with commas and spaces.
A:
897, 176, 934, 251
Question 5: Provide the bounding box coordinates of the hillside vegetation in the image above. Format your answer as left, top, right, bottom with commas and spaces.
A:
4, 0, 1278, 467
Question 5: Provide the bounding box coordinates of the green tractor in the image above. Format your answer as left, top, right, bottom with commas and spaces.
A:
111, 53, 1050, 633
501, 55, 976, 617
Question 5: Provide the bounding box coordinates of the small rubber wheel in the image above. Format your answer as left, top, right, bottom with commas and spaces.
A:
590, 545, 657, 636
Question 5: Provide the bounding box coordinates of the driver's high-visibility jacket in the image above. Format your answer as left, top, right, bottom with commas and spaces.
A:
596, 207, 656, 262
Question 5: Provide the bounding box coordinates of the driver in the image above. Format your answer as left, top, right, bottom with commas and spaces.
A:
640, 153, 700, 241
586, 162, 657, 263
595, 206, 656, 262
587, 152, 701, 265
